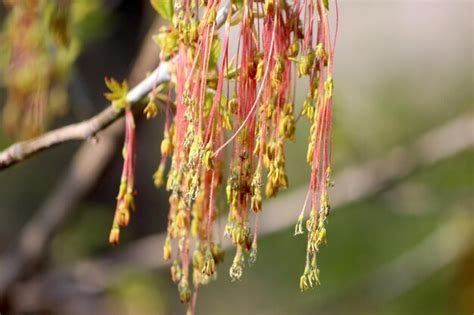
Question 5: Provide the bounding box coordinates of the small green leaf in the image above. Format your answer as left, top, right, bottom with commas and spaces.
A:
104, 77, 128, 109
323, 0, 329, 10
152, 27, 178, 59
150, 0, 174, 21
208, 37, 221, 69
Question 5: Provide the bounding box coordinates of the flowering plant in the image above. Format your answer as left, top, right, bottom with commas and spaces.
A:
1, 0, 339, 312
105, 0, 338, 311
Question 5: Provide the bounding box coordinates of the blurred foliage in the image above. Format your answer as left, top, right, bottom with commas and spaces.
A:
108, 271, 172, 315
51, 203, 113, 264
0, 0, 108, 138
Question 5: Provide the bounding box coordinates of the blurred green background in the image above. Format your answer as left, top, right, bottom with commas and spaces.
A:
0, 1, 472, 315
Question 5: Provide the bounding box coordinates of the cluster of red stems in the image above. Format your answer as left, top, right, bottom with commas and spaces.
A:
106, 0, 338, 310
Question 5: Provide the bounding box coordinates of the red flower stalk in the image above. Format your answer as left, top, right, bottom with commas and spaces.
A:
109, 107, 136, 245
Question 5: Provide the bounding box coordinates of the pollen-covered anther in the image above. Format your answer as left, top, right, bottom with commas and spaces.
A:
229, 250, 244, 281
192, 249, 204, 271
202, 249, 216, 276
153, 163, 165, 187
117, 206, 130, 226
317, 227, 327, 245
300, 273, 310, 292
249, 243, 258, 265
324, 76, 333, 99
171, 259, 182, 283
108, 226, 120, 245
271, 57, 284, 88
161, 136, 173, 156
251, 193, 262, 212
143, 99, 159, 119
294, 213, 305, 235
302, 97, 315, 120
315, 43, 327, 61
297, 50, 315, 77
163, 236, 172, 260
279, 114, 296, 140
265, 181, 277, 198
202, 144, 214, 169
178, 279, 192, 303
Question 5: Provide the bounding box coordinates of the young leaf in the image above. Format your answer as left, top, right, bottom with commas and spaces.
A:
209, 37, 221, 69
152, 27, 178, 59
150, 0, 174, 21
104, 78, 128, 110
323, 0, 329, 10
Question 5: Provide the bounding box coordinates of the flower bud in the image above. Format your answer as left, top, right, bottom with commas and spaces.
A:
161, 137, 173, 156
193, 249, 204, 270
163, 236, 172, 260
153, 163, 165, 187
287, 40, 300, 58
265, 181, 276, 198
143, 99, 159, 119
117, 207, 130, 226
178, 280, 191, 303
171, 259, 182, 283
229, 252, 243, 281
202, 249, 216, 276
109, 227, 120, 245
211, 243, 225, 263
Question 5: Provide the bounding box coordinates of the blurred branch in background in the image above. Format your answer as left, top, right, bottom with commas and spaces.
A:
259, 207, 473, 315
336, 208, 472, 308
0, 17, 163, 306
10, 113, 473, 314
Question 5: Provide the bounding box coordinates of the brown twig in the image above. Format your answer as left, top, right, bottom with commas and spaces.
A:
0, 63, 170, 170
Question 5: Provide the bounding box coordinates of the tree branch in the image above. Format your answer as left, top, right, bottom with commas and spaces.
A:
0, 63, 170, 170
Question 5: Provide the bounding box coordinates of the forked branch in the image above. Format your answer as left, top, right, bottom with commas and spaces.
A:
0, 63, 170, 170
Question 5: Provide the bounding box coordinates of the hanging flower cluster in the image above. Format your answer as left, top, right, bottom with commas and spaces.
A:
104, 78, 137, 245
106, 0, 338, 311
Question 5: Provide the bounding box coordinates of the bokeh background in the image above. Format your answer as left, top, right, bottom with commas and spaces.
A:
0, 0, 472, 314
